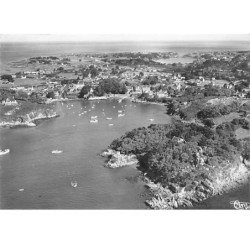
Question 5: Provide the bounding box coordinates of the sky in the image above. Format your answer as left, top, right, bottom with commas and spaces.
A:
1, 34, 250, 43
1, 0, 249, 42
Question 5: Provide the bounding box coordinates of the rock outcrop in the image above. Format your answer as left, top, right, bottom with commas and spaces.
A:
0, 111, 59, 128
101, 149, 138, 168
243, 158, 250, 168
144, 161, 250, 209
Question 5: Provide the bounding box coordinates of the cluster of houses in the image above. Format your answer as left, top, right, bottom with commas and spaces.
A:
1, 51, 250, 103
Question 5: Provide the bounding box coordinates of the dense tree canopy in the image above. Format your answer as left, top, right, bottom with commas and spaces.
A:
1, 74, 14, 82
81, 65, 100, 79
46, 91, 55, 99
142, 75, 158, 85
110, 120, 249, 187
79, 85, 91, 98
94, 78, 127, 96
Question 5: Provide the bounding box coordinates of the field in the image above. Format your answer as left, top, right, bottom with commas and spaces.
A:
13, 78, 45, 87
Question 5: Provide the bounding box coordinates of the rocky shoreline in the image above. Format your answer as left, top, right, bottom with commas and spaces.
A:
102, 148, 250, 209
45, 94, 167, 107
101, 149, 138, 168
131, 98, 166, 106
144, 162, 250, 209
0, 112, 59, 128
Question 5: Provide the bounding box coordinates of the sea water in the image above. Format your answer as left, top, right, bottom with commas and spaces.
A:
0, 100, 170, 209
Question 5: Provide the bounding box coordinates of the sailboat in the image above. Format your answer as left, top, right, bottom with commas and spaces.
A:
71, 181, 78, 188
90, 118, 98, 123
51, 150, 63, 154
0, 149, 10, 156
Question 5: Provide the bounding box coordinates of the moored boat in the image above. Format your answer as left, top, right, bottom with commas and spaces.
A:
0, 149, 10, 156
52, 150, 63, 154
71, 181, 78, 188
90, 118, 98, 123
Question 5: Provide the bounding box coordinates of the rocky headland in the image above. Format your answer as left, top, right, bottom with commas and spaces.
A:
0, 110, 59, 128
101, 149, 138, 168
0, 98, 59, 129
144, 160, 249, 209
104, 120, 250, 209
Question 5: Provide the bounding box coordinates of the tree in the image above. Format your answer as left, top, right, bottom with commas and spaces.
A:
79, 85, 91, 98
1, 74, 14, 82
94, 85, 105, 96
61, 79, 70, 85
95, 78, 127, 95
142, 75, 158, 85
139, 92, 150, 100
139, 72, 144, 79
46, 91, 55, 99
81, 66, 100, 79
57, 67, 64, 72
89, 65, 99, 78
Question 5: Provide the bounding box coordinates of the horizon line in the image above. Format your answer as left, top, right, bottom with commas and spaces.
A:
1, 34, 250, 43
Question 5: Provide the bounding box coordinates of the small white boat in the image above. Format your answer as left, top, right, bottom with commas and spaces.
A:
118, 113, 125, 117
72, 125, 76, 127
19, 188, 24, 192
0, 149, 10, 156
51, 150, 63, 154
118, 99, 122, 103
118, 110, 123, 113
106, 117, 112, 120
109, 124, 114, 126
113, 106, 116, 108
91, 116, 98, 119
71, 181, 78, 188
149, 118, 154, 122
90, 119, 98, 123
